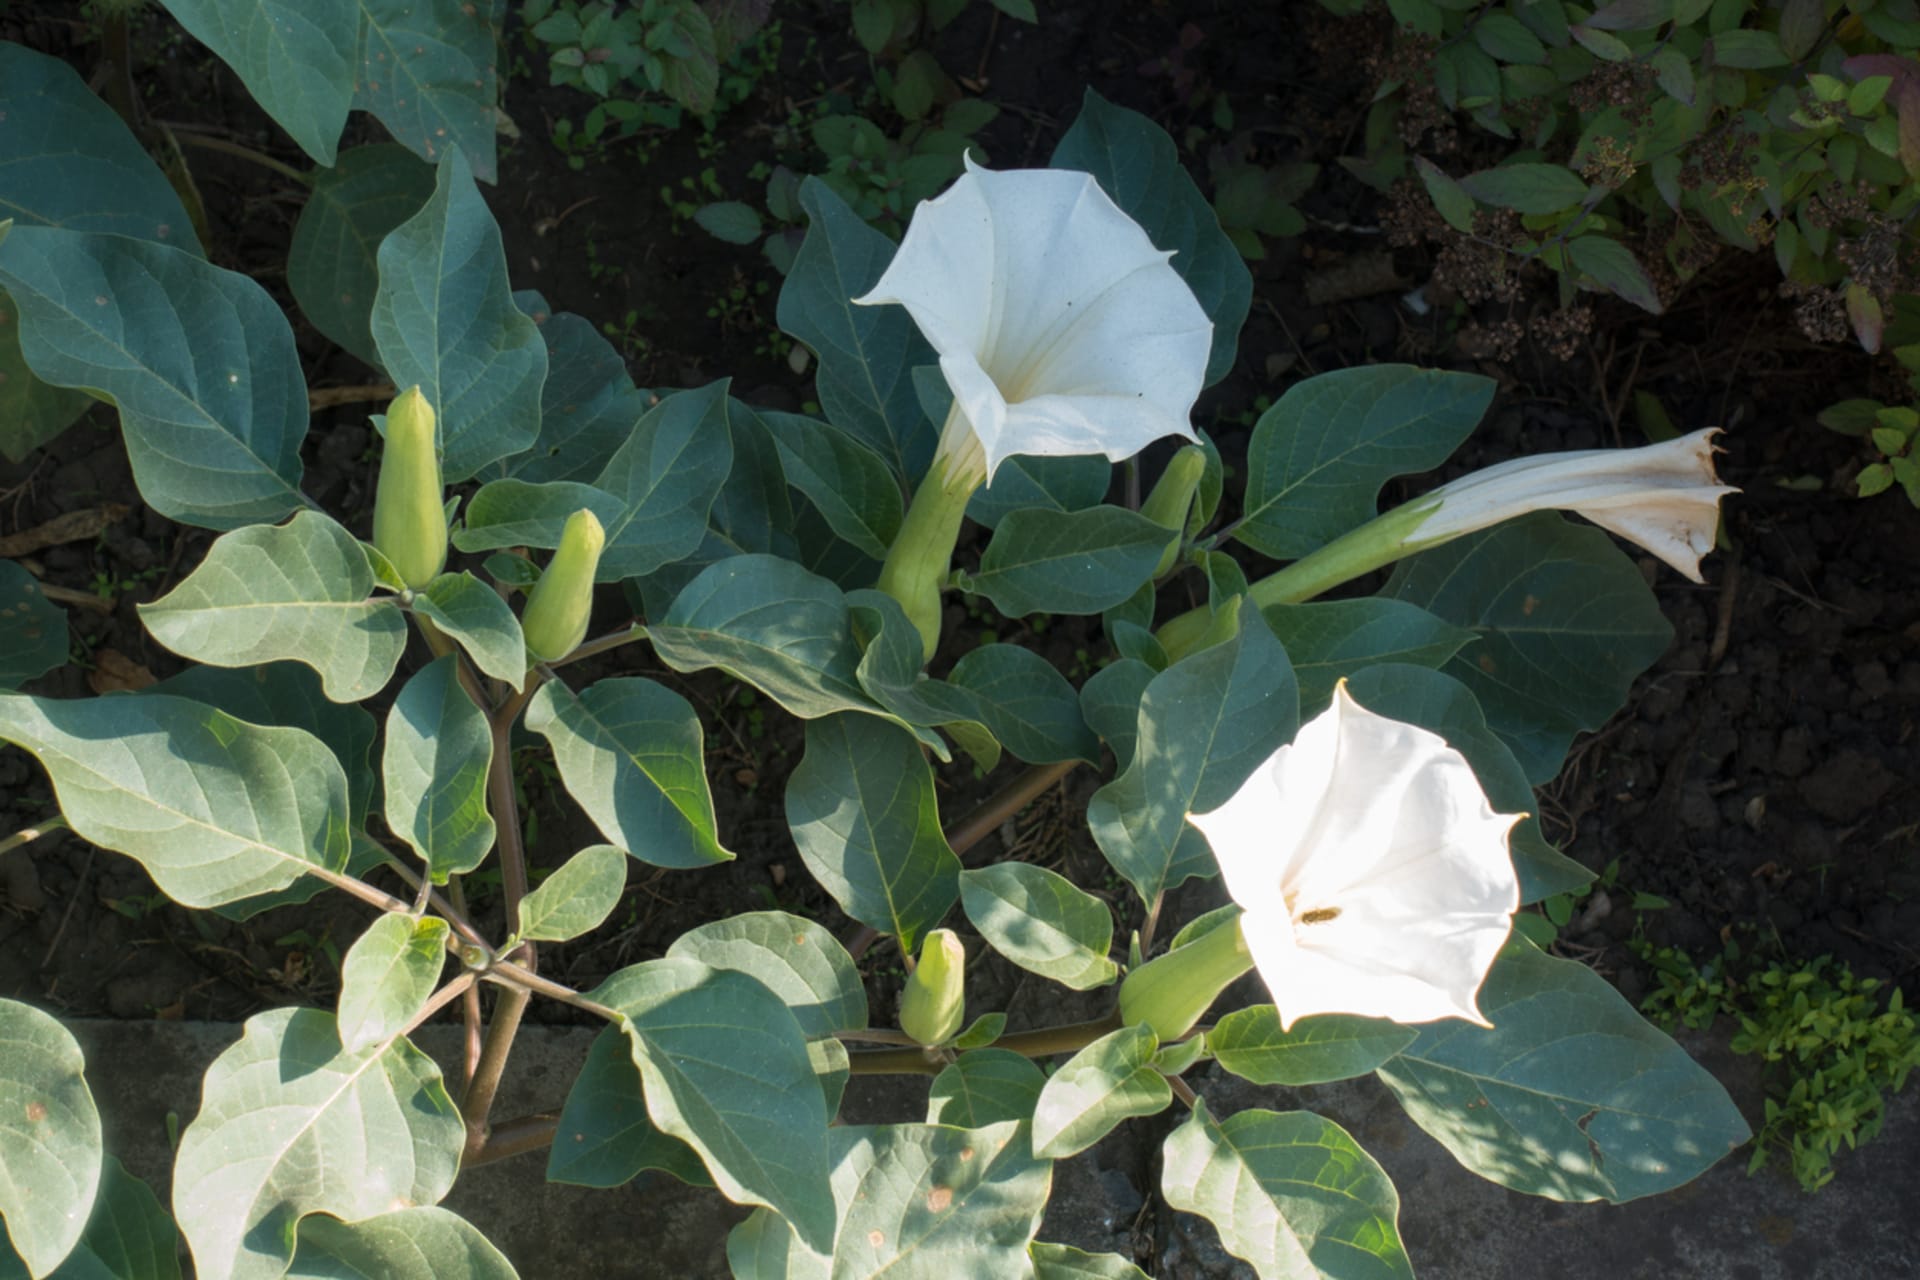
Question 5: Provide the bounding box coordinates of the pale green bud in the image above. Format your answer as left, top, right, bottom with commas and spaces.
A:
1118, 911, 1253, 1042
522, 509, 605, 663
899, 928, 967, 1046
1141, 445, 1206, 577
371, 386, 448, 590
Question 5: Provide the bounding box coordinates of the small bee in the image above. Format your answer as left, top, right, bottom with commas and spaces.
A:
1298, 906, 1342, 926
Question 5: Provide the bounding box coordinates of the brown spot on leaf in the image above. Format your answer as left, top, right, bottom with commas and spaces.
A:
1478, 652, 1497, 674
1522, 594, 1540, 616
925, 1186, 953, 1213
866, 1230, 885, 1248
25, 1102, 46, 1123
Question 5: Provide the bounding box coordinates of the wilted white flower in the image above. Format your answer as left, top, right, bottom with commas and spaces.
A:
1188, 683, 1523, 1032
854, 156, 1212, 488
1414, 428, 1736, 583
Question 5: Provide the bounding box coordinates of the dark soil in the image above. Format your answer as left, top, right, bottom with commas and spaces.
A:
1, 0, 1916, 1247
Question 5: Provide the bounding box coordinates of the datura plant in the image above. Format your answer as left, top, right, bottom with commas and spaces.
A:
0, 30, 1750, 1280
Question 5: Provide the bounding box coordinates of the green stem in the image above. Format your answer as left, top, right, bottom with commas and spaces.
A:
1158, 500, 1436, 661
549, 623, 648, 668
0, 815, 67, 858
877, 432, 981, 662
944, 759, 1079, 856
845, 1011, 1124, 1075
167, 127, 311, 184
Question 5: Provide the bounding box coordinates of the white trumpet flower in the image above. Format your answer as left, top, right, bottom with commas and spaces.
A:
1414, 427, 1735, 583
854, 156, 1212, 489
1188, 683, 1523, 1032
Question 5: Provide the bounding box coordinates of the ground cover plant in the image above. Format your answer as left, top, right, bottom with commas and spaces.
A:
2, 3, 1913, 1278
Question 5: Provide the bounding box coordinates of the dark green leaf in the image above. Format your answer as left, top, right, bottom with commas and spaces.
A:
960, 506, 1170, 617
372, 150, 544, 481
776, 179, 937, 481
354, 0, 502, 182
289, 144, 437, 367
157, 1, 357, 165
926, 1049, 1047, 1127
784, 713, 960, 949
1378, 942, 1751, 1202
1238, 365, 1494, 560
0, 228, 307, 529
1383, 512, 1674, 783
1051, 90, 1251, 388
0, 563, 65, 690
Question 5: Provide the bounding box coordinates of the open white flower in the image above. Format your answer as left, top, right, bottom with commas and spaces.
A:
1188, 683, 1523, 1032
1414, 427, 1736, 583
854, 156, 1212, 488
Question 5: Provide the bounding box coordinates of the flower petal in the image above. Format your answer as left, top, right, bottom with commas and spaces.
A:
1416, 428, 1736, 582
1189, 683, 1522, 1032
853, 158, 1211, 482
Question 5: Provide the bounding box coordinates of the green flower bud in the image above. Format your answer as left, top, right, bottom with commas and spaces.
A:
522, 509, 605, 663
1118, 910, 1253, 1042
1141, 445, 1206, 577
899, 928, 967, 1046
372, 386, 448, 589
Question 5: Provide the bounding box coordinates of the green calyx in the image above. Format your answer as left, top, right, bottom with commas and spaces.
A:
899, 928, 967, 1046
876, 454, 979, 664
371, 385, 448, 590
522, 508, 606, 664
1118, 910, 1254, 1042
1142, 444, 1207, 577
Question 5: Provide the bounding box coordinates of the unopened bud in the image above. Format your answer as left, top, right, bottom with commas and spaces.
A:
899, 928, 966, 1046
1118, 911, 1253, 1042
522, 509, 605, 663
1141, 445, 1206, 577
372, 386, 448, 589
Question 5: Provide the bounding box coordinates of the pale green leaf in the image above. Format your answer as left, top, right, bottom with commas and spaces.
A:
0, 694, 352, 908
0, 999, 101, 1278
960, 863, 1117, 990
518, 844, 627, 942
382, 655, 493, 880
1034, 1025, 1171, 1158
1089, 611, 1298, 904
1030, 1242, 1151, 1280
336, 913, 449, 1055
0, 43, 200, 460
501, 296, 652, 485
668, 911, 868, 1039
726, 1121, 1051, 1278
1210, 1008, 1416, 1087
172, 1008, 463, 1280
287, 1206, 516, 1279
1162, 1102, 1413, 1280
1260, 598, 1475, 712
140, 511, 405, 703
458, 383, 735, 580
524, 678, 731, 870
926, 1050, 1046, 1128
765, 411, 904, 559
412, 572, 526, 690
